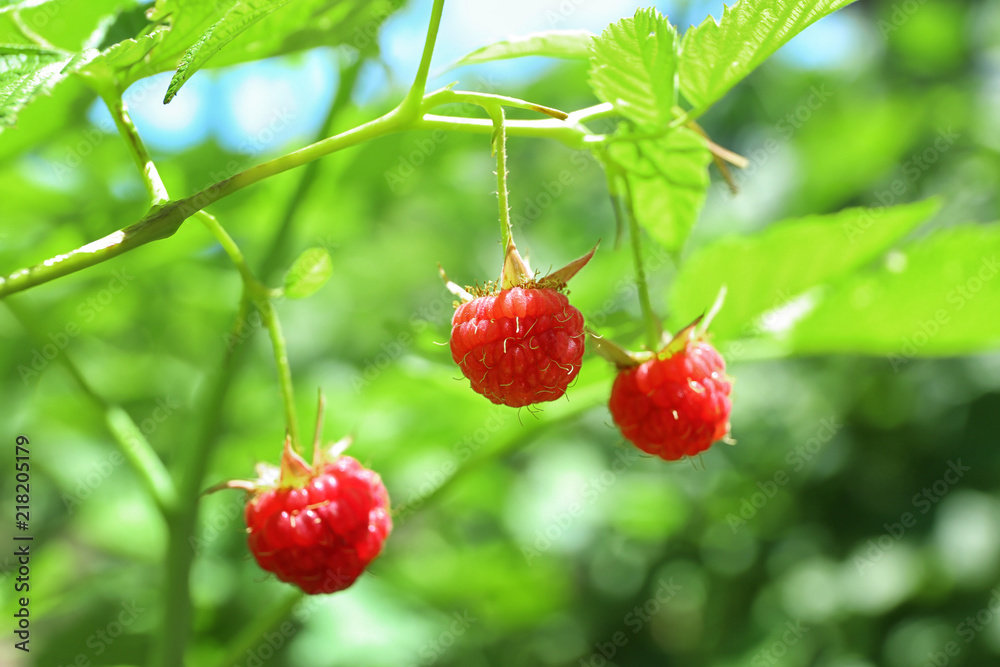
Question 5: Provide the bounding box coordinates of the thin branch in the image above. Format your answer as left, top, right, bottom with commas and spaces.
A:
398, 0, 446, 119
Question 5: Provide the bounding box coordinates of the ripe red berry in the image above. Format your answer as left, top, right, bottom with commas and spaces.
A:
244, 454, 391, 595
450, 287, 585, 407
609, 339, 732, 460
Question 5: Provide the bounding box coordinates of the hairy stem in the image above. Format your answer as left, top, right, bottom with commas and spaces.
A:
621, 177, 662, 350
489, 105, 513, 255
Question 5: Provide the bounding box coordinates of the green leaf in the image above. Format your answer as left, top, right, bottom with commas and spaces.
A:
789, 225, 1000, 358
0, 45, 76, 127
610, 127, 712, 254
0, 0, 126, 134
284, 247, 333, 299
163, 0, 293, 104
679, 0, 858, 113
668, 199, 941, 341
79, 26, 169, 86
448, 29, 595, 69
589, 7, 679, 129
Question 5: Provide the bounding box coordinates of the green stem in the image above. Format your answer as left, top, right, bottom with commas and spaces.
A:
398, 0, 446, 119
258, 55, 363, 280
0, 93, 600, 299
93, 82, 169, 204
155, 52, 366, 665
157, 321, 245, 667
621, 176, 662, 350
488, 105, 513, 253
423, 88, 569, 120
259, 298, 301, 453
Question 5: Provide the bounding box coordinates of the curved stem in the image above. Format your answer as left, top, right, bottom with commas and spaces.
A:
621, 176, 662, 350
488, 105, 513, 255
0, 91, 600, 300
259, 298, 301, 453
93, 85, 168, 204
398, 0, 446, 119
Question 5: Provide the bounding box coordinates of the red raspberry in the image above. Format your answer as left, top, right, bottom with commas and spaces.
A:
244, 455, 391, 595
609, 339, 732, 460
450, 287, 585, 407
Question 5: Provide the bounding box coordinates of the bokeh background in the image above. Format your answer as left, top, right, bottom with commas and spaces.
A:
2, 0, 1000, 666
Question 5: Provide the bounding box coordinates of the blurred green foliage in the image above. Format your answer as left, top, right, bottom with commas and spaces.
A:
2, 1, 1000, 666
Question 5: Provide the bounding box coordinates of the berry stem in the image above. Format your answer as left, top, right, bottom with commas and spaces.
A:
153, 58, 364, 667
488, 104, 514, 257
621, 176, 663, 350
259, 297, 303, 454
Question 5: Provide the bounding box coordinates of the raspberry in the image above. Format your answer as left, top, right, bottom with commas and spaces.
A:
609, 339, 732, 460
450, 287, 585, 407
234, 438, 392, 595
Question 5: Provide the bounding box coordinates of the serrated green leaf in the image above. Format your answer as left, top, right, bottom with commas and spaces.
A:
789, 225, 1000, 358
163, 0, 293, 104
79, 24, 168, 85
668, 199, 941, 341
448, 29, 595, 70
679, 0, 858, 113
589, 7, 679, 129
0, 45, 75, 127
611, 127, 712, 254
284, 247, 333, 299
0, 0, 128, 134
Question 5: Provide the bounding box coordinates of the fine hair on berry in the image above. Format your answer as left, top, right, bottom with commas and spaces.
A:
609, 339, 732, 460
244, 456, 391, 595
450, 286, 585, 407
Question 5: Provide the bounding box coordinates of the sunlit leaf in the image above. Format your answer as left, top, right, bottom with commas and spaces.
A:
611, 127, 712, 254
679, 0, 859, 113
284, 246, 333, 299
668, 199, 941, 340
790, 224, 1000, 358
448, 29, 594, 69
589, 7, 679, 129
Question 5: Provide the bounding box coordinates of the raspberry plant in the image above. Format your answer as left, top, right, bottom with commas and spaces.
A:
2, 1, 998, 666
